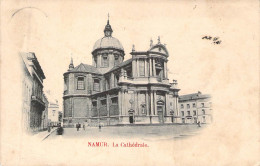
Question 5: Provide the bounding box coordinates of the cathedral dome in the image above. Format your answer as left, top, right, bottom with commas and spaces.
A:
92, 18, 124, 52
93, 36, 124, 51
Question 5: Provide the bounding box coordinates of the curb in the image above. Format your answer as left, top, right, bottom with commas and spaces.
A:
42, 128, 57, 141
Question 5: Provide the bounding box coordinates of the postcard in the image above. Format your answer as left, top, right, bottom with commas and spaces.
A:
0, 0, 259, 165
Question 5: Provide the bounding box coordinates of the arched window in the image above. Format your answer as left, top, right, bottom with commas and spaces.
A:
101, 54, 108, 67
77, 77, 85, 90
114, 54, 119, 66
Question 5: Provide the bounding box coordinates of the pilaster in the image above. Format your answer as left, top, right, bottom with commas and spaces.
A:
136, 59, 139, 77
151, 90, 154, 115
149, 58, 152, 76
153, 58, 156, 77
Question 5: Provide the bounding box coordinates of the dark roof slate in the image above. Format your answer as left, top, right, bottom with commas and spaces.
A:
106, 58, 133, 73
179, 92, 211, 101
71, 63, 101, 74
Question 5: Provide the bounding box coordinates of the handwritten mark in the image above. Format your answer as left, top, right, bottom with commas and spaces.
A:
202, 35, 222, 45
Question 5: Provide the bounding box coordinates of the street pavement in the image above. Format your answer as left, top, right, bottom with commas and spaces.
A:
45, 124, 206, 141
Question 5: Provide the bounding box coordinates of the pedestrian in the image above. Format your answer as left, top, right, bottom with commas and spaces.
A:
76, 122, 80, 131
198, 121, 201, 127
83, 124, 85, 130
99, 124, 101, 132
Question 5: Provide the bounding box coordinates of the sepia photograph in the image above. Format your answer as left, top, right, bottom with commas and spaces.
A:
1, 0, 259, 165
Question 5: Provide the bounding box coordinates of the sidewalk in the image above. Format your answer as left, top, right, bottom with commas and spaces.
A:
33, 128, 57, 141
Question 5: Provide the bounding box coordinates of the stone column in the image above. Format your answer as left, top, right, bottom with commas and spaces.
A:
71, 98, 74, 117
132, 59, 137, 78
176, 96, 179, 116
146, 91, 149, 116
118, 91, 122, 116
150, 90, 154, 115
107, 94, 110, 117
149, 58, 152, 76
153, 58, 156, 76
122, 91, 125, 115
165, 93, 169, 116
97, 97, 100, 123
164, 61, 167, 79
124, 91, 128, 115
111, 73, 114, 88
134, 91, 139, 115
136, 59, 139, 77
144, 59, 147, 77
154, 91, 157, 115
165, 62, 168, 79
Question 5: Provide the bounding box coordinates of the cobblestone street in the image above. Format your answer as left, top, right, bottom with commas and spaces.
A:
45, 124, 207, 141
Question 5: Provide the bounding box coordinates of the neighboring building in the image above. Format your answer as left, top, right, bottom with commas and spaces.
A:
21, 52, 46, 132
178, 91, 212, 124
48, 99, 61, 127
42, 93, 49, 130
63, 18, 180, 126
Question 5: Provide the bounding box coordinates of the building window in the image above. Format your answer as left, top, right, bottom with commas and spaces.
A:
111, 97, 118, 104
193, 110, 196, 116
181, 104, 184, 109
114, 54, 119, 66
201, 103, 204, 107
193, 103, 196, 108
181, 111, 184, 116
77, 77, 85, 90
93, 79, 100, 91
92, 101, 97, 107
202, 109, 205, 115
101, 99, 106, 106
101, 54, 108, 67
187, 104, 190, 109
187, 111, 190, 116
139, 59, 145, 76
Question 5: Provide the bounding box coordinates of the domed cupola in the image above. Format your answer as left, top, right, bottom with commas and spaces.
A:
92, 15, 125, 73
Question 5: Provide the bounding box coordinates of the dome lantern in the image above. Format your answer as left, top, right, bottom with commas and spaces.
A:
104, 13, 113, 37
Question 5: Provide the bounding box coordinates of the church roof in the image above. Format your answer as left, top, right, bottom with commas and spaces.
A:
179, 92, 211, 101
70, 63, 101, 74
106, 58, 133, 73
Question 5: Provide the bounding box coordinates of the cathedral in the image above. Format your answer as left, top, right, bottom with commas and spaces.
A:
63, 18, 180, 126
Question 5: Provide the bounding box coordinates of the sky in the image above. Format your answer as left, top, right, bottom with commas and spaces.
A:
3, 0, 258, 109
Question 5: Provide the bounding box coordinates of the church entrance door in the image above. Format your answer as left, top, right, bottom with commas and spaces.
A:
129, 115, 134, 124
157, 106, 164, 124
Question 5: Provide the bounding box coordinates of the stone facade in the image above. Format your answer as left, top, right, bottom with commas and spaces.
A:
178, 92, 212, 124
63, 19, 180, 127
21, 52, 47, 132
